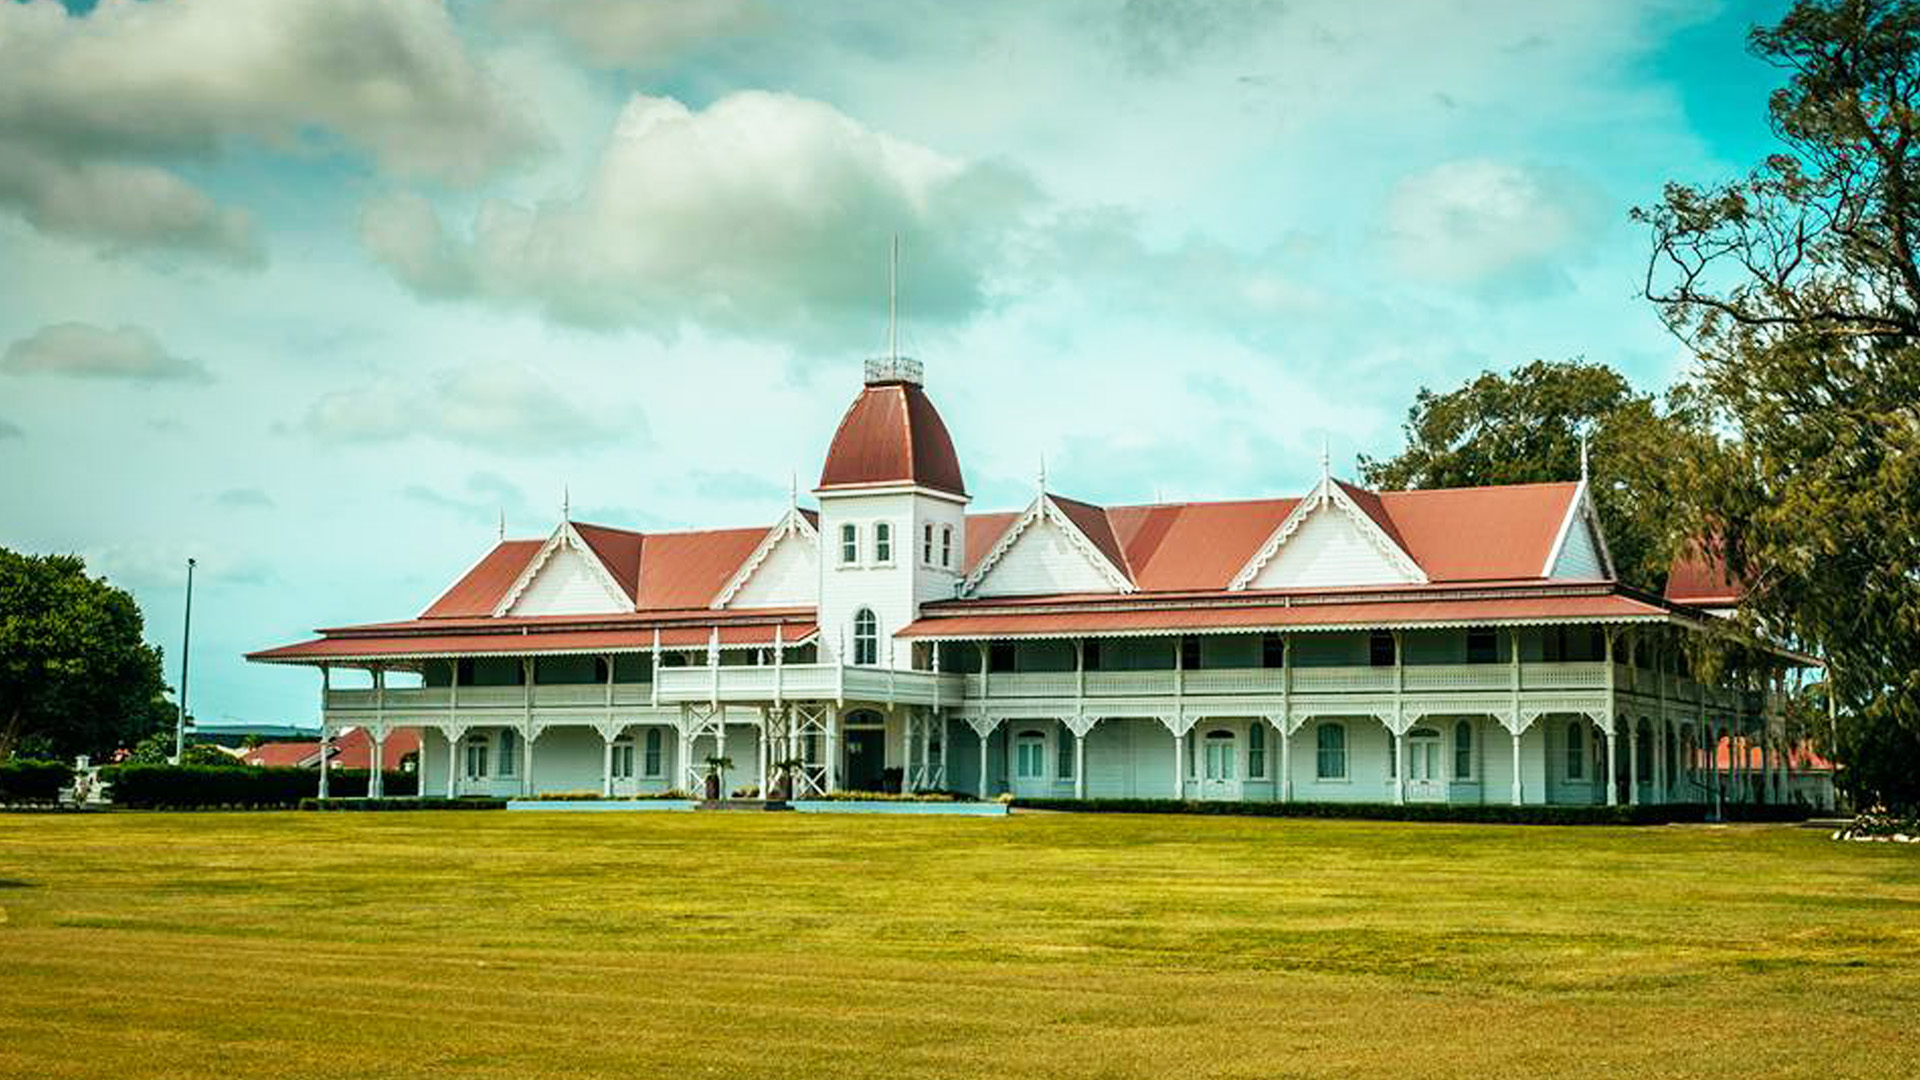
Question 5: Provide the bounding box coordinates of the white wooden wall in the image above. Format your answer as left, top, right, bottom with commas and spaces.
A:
508, 545, 628, 616
730, 531, 820, 607
1249, 506, 1412, 589
1550, 514, 1608, 580
973, 514, 1120, 597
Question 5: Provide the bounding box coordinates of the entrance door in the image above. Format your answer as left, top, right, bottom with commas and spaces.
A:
1200, 729, 1240, 801
1405, 727, 1443, 802
843, 713, 887, 793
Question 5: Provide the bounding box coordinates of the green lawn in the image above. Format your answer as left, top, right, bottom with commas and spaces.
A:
1, 812, 1916, 1080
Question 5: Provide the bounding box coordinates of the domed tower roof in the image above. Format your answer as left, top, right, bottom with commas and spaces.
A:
818, 359, 967, 499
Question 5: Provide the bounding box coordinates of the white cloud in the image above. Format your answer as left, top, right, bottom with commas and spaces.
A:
0, 0, 541, 263
301, 362, 629, 454
490, 0, 769, 70
1382, 159, 1607, 291
2, 322, 211, 383
360, 91, 1039, 344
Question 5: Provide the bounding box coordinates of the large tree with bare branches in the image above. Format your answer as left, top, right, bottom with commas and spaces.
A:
1636, 0, 1920, 810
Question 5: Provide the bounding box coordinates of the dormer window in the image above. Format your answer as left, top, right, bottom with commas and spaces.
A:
875, 522, 893, 564
840, 523, 859, 565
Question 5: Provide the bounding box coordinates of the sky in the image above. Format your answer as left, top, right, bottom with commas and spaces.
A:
0, 0, 1794, 731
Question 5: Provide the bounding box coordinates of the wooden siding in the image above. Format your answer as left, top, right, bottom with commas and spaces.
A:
973, 515, 1123, 597
729, 530, 819, 608
1248, 505, 1414, 590
507, 544, 629, 617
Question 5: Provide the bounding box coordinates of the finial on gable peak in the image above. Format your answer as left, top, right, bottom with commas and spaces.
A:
498, 507, 506, 543
1037, 452, 1048, 498
1579, 431, 1591, 484
562, 485, 570, 522
1320, 435, 1331, 482
788, 470, 799, 510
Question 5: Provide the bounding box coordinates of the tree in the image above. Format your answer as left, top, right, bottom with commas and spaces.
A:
1635, 0, 1920, 810
1359, 359, 1711, 592
0, 548, 174, 762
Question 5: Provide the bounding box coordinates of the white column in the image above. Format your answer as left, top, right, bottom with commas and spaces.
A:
317, 667, 332, 800
938, 714, 949, 791
602, 732, 615, 798
446, 730, 458, 799
1510, 727, 1524, 806
900, 712, 914, 795
1173, 729, 1185, 800
1392, 730, 1405, 805
1653, 715, 1666, 804
1604, 722, 1619, 807
1278, 720, 1292, 804
368, 731, 385, 799
1628, 719, 1640, 806
1073, 730, 1086, 800
977, 729, 990, 800
825, 712, 840, 793
520, 726, 533, 798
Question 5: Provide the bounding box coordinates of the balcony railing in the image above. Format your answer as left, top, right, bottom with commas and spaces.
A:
956, 662, 1613, 700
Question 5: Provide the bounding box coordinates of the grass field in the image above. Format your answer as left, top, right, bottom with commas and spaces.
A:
2, 812, 1917, 1080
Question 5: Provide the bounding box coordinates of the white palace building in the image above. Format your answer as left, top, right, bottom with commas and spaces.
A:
250, 359, 1819, 808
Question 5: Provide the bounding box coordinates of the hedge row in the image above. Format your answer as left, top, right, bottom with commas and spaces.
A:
1009, 798, 1812, 826
0, 759, 75, 804
300, 797, 506, 812
99, 764, 418, 809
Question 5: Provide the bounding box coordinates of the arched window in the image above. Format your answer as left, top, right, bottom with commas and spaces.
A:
1315, 722, 1347, 780
643, 728, 663, 778
1015, 731, 1046, 779
853, 608, 879, 666
874, 522, 893, 563
1454, 720, 1474, 780
1248, 722, 1267, 778
940, 525, 954, 568
497, 727, 519, 778
840, 523, 859, 565
923, 523, 935, 564
1565, 721, 1586, 780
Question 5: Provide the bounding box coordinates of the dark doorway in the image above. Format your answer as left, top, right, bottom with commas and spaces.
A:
844, 712, 887, 792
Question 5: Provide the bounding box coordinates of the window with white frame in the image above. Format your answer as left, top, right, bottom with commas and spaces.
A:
874, 522, 893, 563
1316, 722, 1347, 780
463, 734, 490, 779
853, 609, 879, 666
1248, 722, 1267, 778
643, 729, 664, 778
611, 735, 635, 780
940, 525, 954, 569
923, 523, 935, 564
1565, 720, 1586, 780
1454, 720, 1474, 780
497, 728, 519, 778
1016, 732, 1046, 779
840, 523, 859, 565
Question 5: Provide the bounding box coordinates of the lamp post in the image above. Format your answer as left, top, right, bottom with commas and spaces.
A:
175, 558, 196, 762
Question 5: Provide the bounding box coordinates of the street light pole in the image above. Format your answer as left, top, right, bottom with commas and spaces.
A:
175, 557, 196, 762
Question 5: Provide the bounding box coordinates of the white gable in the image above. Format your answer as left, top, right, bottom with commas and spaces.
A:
1549, 514, 1608, 580
1246, 502, 1418, 589
973, 515, 1125, 598
728, 530, 820, 608
507, 544, 629, 617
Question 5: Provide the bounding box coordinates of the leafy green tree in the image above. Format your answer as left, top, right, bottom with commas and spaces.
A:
1359, 359, 1710, 592
1635, 0, 1920, 810
0, 548, 174, 762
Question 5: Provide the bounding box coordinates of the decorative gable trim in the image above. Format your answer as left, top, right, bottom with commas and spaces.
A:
1541, 480, 1616, 580
492, 522, 634, 617
711, 507, 820, 609
1228, 477, 1427, 590
961, 494, 1135, 598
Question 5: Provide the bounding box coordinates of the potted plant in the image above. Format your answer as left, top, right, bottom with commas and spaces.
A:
703, 756, 733, 801
771, 758, 805, 802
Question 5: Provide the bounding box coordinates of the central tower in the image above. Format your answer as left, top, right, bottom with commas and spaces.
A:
815, 359, 969, 670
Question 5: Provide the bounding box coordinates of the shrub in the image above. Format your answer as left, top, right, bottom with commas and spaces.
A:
299, 797, 505, 812
98, 764, 417, 809
1006, 798, 1810, 826
815, 790, 967, 803
0, 759, 75, 804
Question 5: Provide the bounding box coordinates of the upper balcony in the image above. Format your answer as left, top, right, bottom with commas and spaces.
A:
960, 661, 1613, 700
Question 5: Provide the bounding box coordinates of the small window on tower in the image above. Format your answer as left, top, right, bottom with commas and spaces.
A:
923, 523, 935, 565
841, 523, 859, 565
875, 522, 893, 563
940, 525, 954, 568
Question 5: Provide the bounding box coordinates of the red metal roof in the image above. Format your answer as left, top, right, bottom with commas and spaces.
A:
421, 540, 542, 618
573, 522, 644, 600
249, 620, 818, 663
818, 381, 966, 497
240, 728, 421, 771
898, 589, 1667, 639
634, 527, 767, 609
1667, 543, 1742, 606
